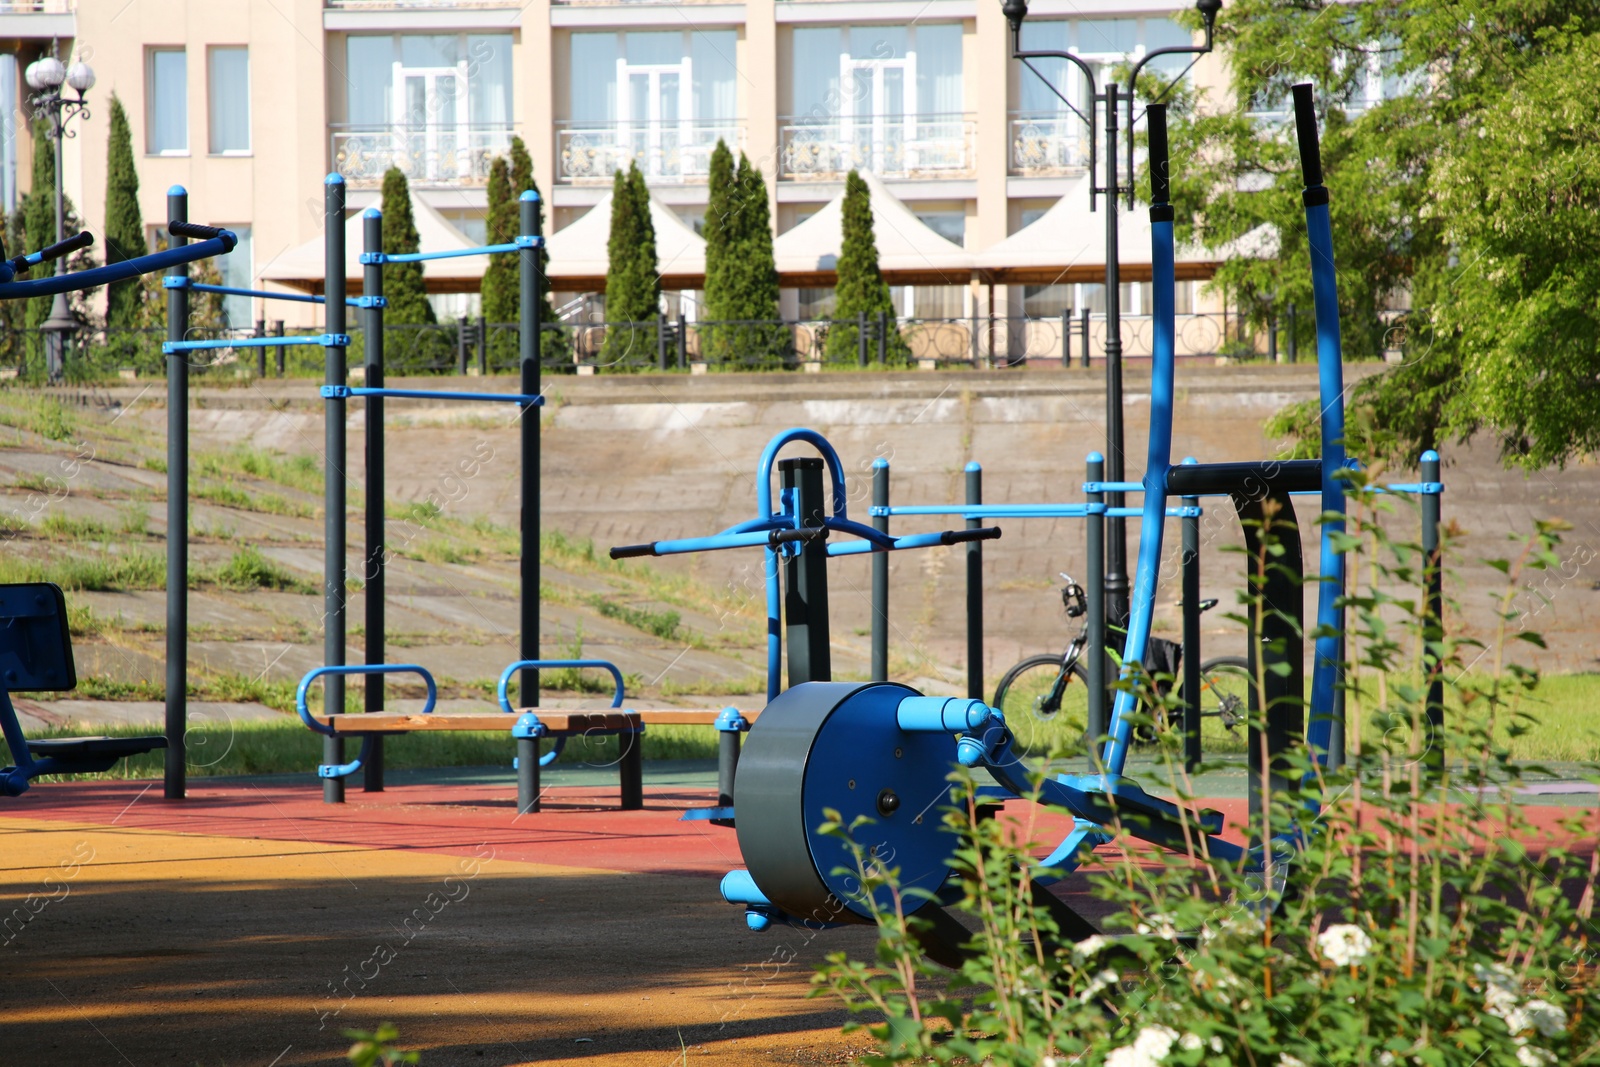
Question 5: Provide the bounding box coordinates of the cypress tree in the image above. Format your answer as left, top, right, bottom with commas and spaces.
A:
23, 121, 58, 364
501, 135, 556, 334
725, 154, 782, 365
826, 170, 903, 364
480, 156, 515, 324
602, 163, 659, 364
380, 167, 434, 324
103, 93, 145, 331
702, 140, 735, 320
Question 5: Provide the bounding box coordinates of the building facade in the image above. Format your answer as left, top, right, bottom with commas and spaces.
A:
2, 0, 1237, 331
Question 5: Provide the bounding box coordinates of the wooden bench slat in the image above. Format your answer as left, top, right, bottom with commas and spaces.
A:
506, 708, 763, 726
310, 708, 759, 734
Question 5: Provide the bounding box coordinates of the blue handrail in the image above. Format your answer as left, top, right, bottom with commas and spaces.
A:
361, 236, 538, 265
165, 334, 347, 354
498, 659, 625, 768
295, 663, 439, 780
321, 385, 544, 406
162, 277, 383, 308
0, 234, 236, 300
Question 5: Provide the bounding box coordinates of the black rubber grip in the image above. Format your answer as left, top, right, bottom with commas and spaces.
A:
1147, 103, 1170, 205
608, 543, 658, 559
769, 526, 827, 546
36, 230, 94, 263
1291, 83, 1323, 188
940, 526, 1002, 545
169, 220, 227, 240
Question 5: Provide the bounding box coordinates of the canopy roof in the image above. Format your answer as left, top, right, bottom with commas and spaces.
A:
258, 200, 484, 295
774, 170, 972, 287
975, 176, 1258, 285
543, 190, 706, 291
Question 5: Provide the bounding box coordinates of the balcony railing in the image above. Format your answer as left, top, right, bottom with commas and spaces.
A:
779, 116, 975, 182
331, 124, 515, 188
1009, 115, 1090, 176
557, 122, 743, 185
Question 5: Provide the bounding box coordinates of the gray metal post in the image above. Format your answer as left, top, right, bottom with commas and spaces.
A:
1061, 309, 1071, 368
780, 457, 830, 686
323, 174, 348, 805
871, 458, 889, 682
877, 310, 888, 365
657, 311, 668, 371
1421, 449, 1443, 775
677, 312, 687, 369
965, 463, 983, 700
362, 209, 386, 793
1085, 453, 1107, 758
477, 314, 488, 376
1285, 303, 1297, 364
273, 320, 285, 376
970, 311, 980, 366
518, 190, 543, 802
1181, 487, 1202, 772
857, 310, 868, 368
164, 186, 189, 800
1079, 309, 1090, 369
457, 315, 469, 375
1267, 307, 1279, 363
254, 319, 266, 378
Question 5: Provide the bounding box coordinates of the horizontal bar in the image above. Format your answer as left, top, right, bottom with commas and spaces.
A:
1108, 506, 1202, 518
162, 277, 384, 308
319, 385, 544, 405
1381, 482, 1444, 495
1082, 481, 1146, 494
827, 527, 1002, 556
164, 334, 348, 354
360, 236, 538, 265
611, 527, 826, 560
0, 235, 236, 299
870, 504, 1104, 519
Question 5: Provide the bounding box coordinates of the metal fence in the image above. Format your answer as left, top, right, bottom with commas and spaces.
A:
7, 311, 1268, 382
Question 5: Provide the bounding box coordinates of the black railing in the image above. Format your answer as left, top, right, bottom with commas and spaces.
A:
3, 311, 1286, 382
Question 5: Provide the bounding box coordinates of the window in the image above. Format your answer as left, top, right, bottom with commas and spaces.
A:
567, 29, 738, 125
208, 47, 249, 154
344, 33, 513, 128
147, 49, 187, 155
216, 225, 252, 329
914, 210, 964, 246
789, 23, 963, 122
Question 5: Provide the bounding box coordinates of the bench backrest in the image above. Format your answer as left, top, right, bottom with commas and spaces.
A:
0, 583, 76, 693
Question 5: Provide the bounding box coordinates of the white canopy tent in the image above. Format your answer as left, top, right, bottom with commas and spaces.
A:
773, 170, 972, 287
542, 190, 707, 291
257, 200, 484, 295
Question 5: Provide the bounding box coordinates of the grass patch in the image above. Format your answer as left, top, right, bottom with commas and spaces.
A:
0, 550, 167, 591
400, 538, 481, 566
589, 596, 682, 642
194, 447, 323, 495
195, 482, 314, 518
203, 546, 317, 594
39, 513, 117, 540
143, 456, 167, 473
0, 395, 76, 441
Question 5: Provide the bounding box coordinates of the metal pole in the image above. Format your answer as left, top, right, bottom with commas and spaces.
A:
362, 208, 385, 793
965, 462, 983, 700
1285, 303, 1297, 364
254, 319, 266, 378
164, 186, 189, 800
46, 102, 65, 381
780, 457, 830, 686
657, 311, 667, 372
1421, 449, 1443, 775
1267, 306, 1279, 363
1084, 453, 1106, 760
477, 314, 487, 376
518, 189, 543, 764
1102, 83, 1130, 638
877, 309, 888, 365
1060, 309, 1070, 368
1181, 487, 1202, 772
1080, 308, 1090, 370
870, 458, 890, 681
273, 320, 285, 376
323, 174, 348, 805
858, 310, 868, 368
457, 315, 469, 375
677, 312, 687, 370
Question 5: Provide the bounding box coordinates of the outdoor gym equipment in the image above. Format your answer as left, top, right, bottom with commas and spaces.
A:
715, 89, 1382, 954
0, 583, 166, 797
607, 426, 1002, 821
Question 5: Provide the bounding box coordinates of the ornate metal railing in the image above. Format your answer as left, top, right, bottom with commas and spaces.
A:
779, 116, 975, 181
556, 122, 743, 184
1009, 114, 1090, 175
330, 124, 516, 188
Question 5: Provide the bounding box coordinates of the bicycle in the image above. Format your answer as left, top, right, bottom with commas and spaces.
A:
991, 573, 1252, 753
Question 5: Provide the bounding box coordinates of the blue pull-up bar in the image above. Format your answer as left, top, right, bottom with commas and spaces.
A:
163, 333, 348, 354
359, 234, 540, 265
319, 385, 545, 406
0, 233, 237, 300
161, 276, 386, 309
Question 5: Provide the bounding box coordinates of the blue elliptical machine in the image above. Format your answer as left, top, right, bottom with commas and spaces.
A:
716, 85, 1349, 961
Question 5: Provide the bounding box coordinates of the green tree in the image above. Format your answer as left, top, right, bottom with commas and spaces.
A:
379, 167, 434, 325
702, 139, 736, 321
602, 163, 659, 365
826, 170, 904, 364
480, 156, 515, 324
1164, 0, 1600, 469
19, 119, 96, 376
103, 92, 145, 331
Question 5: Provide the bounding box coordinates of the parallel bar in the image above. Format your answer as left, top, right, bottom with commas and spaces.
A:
365, 239, 532, 264
362, 208, 386, 793
870, 458, 889, 683
164, 334, 345, 354
163, 279, 378, 307
164, 186, 189, 801
321, 385, 544, 405
323, 174, 348, 805
966, 463, 983, 700
872, 504, 1102, 519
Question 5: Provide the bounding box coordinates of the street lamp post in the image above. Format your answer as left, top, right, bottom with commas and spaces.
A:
1002, 0, 1220, 635
25, 45, 95, 383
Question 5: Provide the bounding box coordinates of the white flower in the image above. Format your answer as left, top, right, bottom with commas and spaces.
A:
1280, 1056, 1309, 1067
1103, 1026, 1179, 1067
1210, 1037, 1224, 1053
1523, 999, 1567, 1038
1377, 1054, 1395, 1066
1078, 968, 1120, 1004
1475, 961, 1521, 997
1073, 934, 1112, 963
1516, 1043, 1557, 1067
1179, 1033, 1203, 1051
1316, 923, 1373, 967
1135, 913, 1178, 939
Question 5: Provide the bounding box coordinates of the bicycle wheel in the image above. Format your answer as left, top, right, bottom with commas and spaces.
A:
1175, 656, 1253, 749
992, 654, 1090, 756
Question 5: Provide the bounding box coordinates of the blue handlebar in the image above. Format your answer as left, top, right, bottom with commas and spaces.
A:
0, 234, 236, 297
295, 663, 437, 735
497, 659, 625, 714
